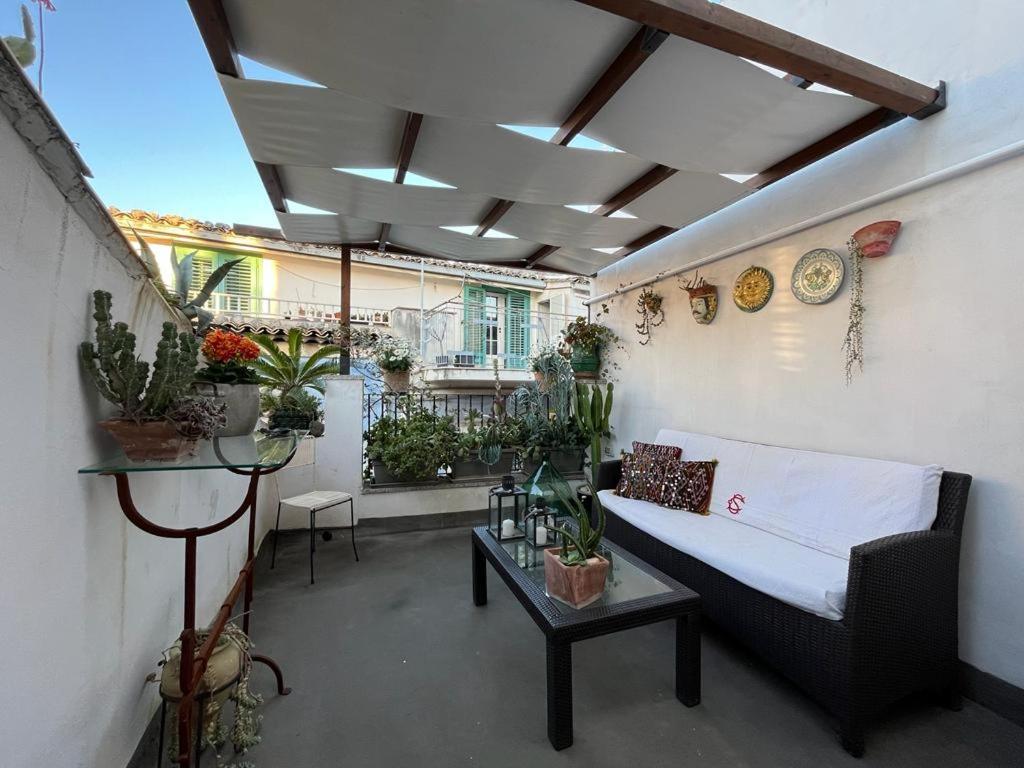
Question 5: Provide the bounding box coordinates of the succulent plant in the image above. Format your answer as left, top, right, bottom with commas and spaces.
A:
575, 381, 613, 486
549, 481, 606, 566
80, 290, 200, 422
166, 396, 227, 440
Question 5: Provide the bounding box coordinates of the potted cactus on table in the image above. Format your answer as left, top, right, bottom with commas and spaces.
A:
80, 290, 219, 460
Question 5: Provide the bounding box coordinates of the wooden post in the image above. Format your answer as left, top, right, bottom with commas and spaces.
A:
340, 244, 351, 375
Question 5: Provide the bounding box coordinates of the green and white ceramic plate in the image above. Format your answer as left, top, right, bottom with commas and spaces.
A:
791, 249, 844, 305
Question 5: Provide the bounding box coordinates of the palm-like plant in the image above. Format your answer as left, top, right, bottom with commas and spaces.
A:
250, 328, 341, 399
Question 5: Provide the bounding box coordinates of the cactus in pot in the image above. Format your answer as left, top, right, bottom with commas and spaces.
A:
574, 381, 613, 486
80, 290, 202, 459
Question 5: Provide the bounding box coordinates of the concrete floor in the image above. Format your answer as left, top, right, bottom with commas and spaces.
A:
136, 526, 1024, 768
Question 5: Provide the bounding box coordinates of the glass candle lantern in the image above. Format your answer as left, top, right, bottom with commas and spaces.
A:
522, 498, 561, 549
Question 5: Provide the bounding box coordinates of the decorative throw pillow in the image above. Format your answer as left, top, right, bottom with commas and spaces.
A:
616, 451, 674, 504
632, 441, 683, 461
662, 460, 718, 515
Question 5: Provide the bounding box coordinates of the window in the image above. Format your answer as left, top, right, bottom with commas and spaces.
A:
463, 284, 531, 369
172, 245, 260, 313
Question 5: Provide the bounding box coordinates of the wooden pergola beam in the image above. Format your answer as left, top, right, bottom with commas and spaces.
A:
474, 199, 517, 237
553, 25, 667, 146
254, 162, 288, 214
594, 164, 677, 216
378, 112, 424, 249
572, 0, 944, 117
186, 0, 240, 77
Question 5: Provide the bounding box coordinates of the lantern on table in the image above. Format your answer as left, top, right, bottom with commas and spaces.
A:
522, 497, 562, 549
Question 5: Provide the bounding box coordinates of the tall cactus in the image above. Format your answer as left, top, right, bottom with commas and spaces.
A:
80, 290, 199, 422
575, 381, 613, 486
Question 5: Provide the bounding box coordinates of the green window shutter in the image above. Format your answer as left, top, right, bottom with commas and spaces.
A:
172, 245, 260, 313
505, 290, 530, 370
220, 257, 256, 312
463, 284, 486, 365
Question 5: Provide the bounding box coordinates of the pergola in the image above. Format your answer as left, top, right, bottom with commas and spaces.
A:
187, 0, 944, 365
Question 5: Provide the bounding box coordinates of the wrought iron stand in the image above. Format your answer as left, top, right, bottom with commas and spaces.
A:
97, 440, 298, 767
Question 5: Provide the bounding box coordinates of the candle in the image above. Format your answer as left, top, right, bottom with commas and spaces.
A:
501, 519, 516, 538
535, 524, 547, 546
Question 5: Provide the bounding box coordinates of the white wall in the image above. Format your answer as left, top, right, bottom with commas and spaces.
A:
593, 0, 1024, 688
0, 99, 309, 764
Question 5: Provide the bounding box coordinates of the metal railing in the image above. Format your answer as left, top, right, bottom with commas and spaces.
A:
422, 299, 579, 370
206, 293, 391, 327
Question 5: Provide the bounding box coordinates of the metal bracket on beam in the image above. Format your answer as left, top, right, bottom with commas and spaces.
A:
641, 26, 669, 53
911, 80, 946, 120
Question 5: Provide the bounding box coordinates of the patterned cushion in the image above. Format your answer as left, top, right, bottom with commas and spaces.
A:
616, 451, 674, 504
662, 460, 718, 515
632, 441, 683, 461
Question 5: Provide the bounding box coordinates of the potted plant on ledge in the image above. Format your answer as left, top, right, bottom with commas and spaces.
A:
193, 329, 261, 436
560, 317, 615, 377
252, 328, 339, 431
365, 400, 458, 484
544, 483, 609, 608
373, 336, 416, 392
80, 290, 224, 460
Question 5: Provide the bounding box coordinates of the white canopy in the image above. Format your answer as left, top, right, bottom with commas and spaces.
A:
200, 0, 941, 274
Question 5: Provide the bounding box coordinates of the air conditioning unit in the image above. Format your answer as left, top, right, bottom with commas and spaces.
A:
453, 353, 476, 367
434, 354, 452, 366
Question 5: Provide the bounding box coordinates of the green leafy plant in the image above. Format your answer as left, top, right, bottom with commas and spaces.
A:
548, 482, 606, 566
635, 288, 665, 345
842, 236, 865, 385
365, 400, 458, 481
3, 5, 35, 67
80, 290, 200, 423
251, 328, 341, 399
575, 381, 613, 486
529, 344, 565, 374
263, 388, 324, 422
560, 317, 616, 355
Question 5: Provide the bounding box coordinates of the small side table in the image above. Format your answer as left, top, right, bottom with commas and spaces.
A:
487, 485, 528, 541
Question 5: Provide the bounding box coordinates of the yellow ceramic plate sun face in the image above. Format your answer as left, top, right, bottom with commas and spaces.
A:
733, 266, 774, 312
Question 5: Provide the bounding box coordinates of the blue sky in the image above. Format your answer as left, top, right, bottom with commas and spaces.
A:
3, 1, 631, 230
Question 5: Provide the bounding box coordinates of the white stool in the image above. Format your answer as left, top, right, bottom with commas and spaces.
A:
271, 491, 359, 584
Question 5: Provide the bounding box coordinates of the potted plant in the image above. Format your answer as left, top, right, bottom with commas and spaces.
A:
373, 336, 416, 392
560, 317, 615, 377
193, 329, 261, 436
251, 328, 340, 427
80, 290, 210, 460
264, 388, 324, 432
529, 345, 565, 391
365, 401, 458, 484
575, 381, 613, 486
453, 409, 520, 479
544, 483, 609, 608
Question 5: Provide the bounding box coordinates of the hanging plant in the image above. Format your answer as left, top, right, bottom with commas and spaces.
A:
842, 237, 865, 384
635, 288, 665, 345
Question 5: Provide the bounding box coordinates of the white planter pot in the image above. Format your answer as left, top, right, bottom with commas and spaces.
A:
194, 382, 261, 437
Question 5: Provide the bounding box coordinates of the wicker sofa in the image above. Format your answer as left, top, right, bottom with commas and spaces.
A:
594, 430, 972, 757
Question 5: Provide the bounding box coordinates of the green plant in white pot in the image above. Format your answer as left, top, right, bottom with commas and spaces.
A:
373, 336, 417, 392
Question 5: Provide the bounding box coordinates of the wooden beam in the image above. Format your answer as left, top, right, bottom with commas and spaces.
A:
553, 25, 668, 146
572, 0, 943, 116
745, 106, 899, 189
474, 199, 516, 236
186, 0, 241, 77
594, 164, 676, 216
254, 162, 288, 214
525, 245, 560, 268
392, 112, 424, 184
232, 223, 284, 239
339, 244, 351, 374
378, 112, 424, 249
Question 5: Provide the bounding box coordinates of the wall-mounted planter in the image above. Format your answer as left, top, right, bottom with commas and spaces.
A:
570, 348, 599, 377
852, 220, 902, 257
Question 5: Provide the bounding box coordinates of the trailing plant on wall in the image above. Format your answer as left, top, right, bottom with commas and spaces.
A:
842, 237, 865, 384
635, 288, 665, 345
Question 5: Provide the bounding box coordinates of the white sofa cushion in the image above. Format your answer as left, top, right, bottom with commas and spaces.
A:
652, 430, 942, 559
599, 489, 850, 620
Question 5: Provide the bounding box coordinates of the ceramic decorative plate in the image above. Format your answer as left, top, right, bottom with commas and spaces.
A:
791, 248, 845, 305
733, 266, 774, 312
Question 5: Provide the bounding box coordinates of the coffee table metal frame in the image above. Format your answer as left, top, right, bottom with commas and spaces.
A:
471, 526, 701, 750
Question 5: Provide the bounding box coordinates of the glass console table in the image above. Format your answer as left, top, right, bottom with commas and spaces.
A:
80, 432, 303, 767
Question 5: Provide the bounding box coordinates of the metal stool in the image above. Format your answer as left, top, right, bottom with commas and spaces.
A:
271, 491, 359, 584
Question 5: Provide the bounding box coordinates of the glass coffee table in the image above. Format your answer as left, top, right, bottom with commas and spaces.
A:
471, 527, 701, 750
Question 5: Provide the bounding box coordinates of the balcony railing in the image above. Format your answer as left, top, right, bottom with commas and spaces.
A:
423, 299, 579, 371
206, 293, 391, 327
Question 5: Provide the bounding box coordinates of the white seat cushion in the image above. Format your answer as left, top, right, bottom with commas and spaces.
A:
281, 491, 352, 510
652, 429, 942, 559
599, 490, 850, 620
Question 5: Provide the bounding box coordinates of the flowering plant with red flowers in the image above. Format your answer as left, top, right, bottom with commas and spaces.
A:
194, 330, 261, 384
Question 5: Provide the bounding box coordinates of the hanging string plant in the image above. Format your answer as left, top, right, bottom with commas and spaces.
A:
842, 220, 902, 384
841, 237, 865, 384
635, 288, 665, 345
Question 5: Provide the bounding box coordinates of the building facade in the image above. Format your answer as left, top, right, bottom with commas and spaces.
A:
112, 208, 590, 389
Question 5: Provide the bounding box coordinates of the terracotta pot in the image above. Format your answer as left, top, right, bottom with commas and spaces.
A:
544, 548, 610, 608
853, 220, 902, 258
100, 418, 195, 461
382, 369, 411, 392
193, 382, 260, 437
